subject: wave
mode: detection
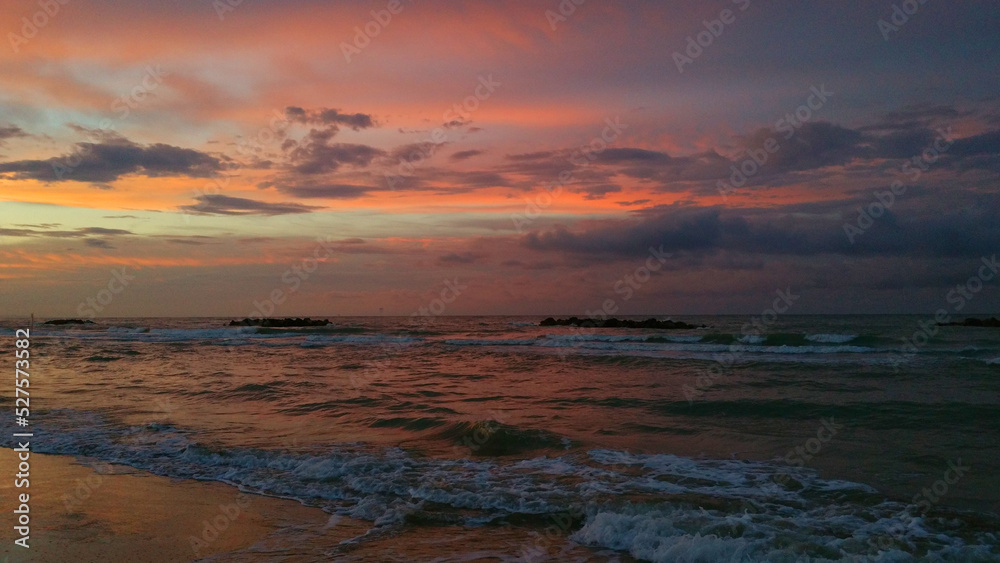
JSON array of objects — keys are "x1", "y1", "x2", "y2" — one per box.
[
  {"x1": 805, "y1": 333, "x2": 858, "y2": 344},
  {"x1": 84, "y1": 355, "x2": 121, "y2": 362},
  {"x1": 5, "y1": 411, "x2": 997, "y2": 561},
  {"x1": 433, "y1": 420, "x2": 570, "y2": 456},
  {"x1": 301, "y1": 334, "x2": 422, "y2": 347},
  {"x1": 447, "y1": 336, "x2": 876, "y2": 356}
]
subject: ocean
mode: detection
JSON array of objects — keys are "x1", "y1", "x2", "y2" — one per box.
[{"x1": 2, "y1": 315, "x2": 999, "y2": 561}]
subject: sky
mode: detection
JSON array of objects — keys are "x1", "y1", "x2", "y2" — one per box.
[{"x1": 1, "y1": 0, "x2": 999, "y2": 317}]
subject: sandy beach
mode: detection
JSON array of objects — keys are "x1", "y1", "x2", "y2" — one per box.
[
  {"x1": 0, "y1": 448, "x2": 635, "y2": 561},
  {"x1": 0, "y1": 449, "x2": 365, "y2": 562}
]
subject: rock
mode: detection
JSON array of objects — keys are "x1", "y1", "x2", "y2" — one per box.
[
  {"x1": 538, "y1": 317, "x2": 704, "y2": 330},
  {"x1": 937, "y1": 317, "x2": 1000, "y2": 328},
  {"x1": 227, "y1": 317, "x2": 331, "y2": 327},
  {"x1": 43, "y1": 319, "x2": 95, "y2": 325}
]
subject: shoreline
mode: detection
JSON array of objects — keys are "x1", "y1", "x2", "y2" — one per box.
[
  {"x1": 0, "y1": 449, "x2": 632, "y2": 561},
  {"x1": 0, "y1": 449, "x2": 363, "y2": 562}
]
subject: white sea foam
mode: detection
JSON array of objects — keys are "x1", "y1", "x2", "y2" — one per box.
[
  {"x1": 4, "y1": 411, "x2": 997, "y2": 561},
  {"x1": 805, "y1": 333, "x2": 858, "y2": 344}
]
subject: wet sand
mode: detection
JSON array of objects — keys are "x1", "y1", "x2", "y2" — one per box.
[
  {"x1": 0, "y1": 449, "x2": 358, "y2": 562},
  {"x1": 0, "y1": 450, "x2": 628, "y2": 561}
]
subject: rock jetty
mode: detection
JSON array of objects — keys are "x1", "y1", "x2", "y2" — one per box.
[{"x1": 43, "y1": 319, "x2": 95, "y2": 325}]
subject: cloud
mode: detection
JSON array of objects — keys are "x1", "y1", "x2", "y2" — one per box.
[
  {"x1": 573, "y1": 183, "x2": 622, "y2": 200},
  {"x1": 13, "y1": 223, "x2": 60, "y2": 229},
  {"x1": 83, "y1": 238, "x2": 115, "y2": 249},
  {"x1": 285, "y1": 127, "x2": 385, "y2": 175},
  {"x1": 179, "y1": 195, "x2": 323, "y2": 216},
  {"x1": 389, "y1": 142, "x2": 441, "y2": 163},
  {"x1": 740, "y1": 121, "x2": 866, "y2": 172},
  {"x1": 0, "y1": 125, "x2": 28, "y2": 146},
  {"x1": 275, "y1": 183, "x2": 373, "y2": 199},
  {"x1": 949, "y1": 129, "x2": 1000, "y2": 157},
  {"x1": 285, "y1": 107, "x2": 375, "y2": 130},
  {"x1": 871, "y1": 128, "x2": 938, "y2": 159},
  {"x1": 0, "y1": 134, "x2": 224, "y2": 183},
  {"x1": 438, "y1": 251, "x2": 485, "y2": 264},
  {"x1": 0, "y1": 226, "x2": 132, "y2": 238},
  {"x1": 861, "y1": 104, "x2": 967, "y2": 132},
  {"x1": 506, "y1": 151, "x2": 555, "y2": 161},
  {"x1": 522, "y1": 198, "x2": 1000, "y2": 260},
  {"x1": 595, "y1": 148, "x2": 670, "y2": 163},
  {"x1": 450, "y1": 149, "x2": 483, "y2": 161}
]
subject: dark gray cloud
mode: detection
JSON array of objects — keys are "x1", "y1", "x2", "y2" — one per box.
[
  {"x1": 522, "y1": 196, "x2": 1000, "y2": 260},
  {"x1": 739, "y1": 122, "x2": 866, "y2": 172},
  {"x1": 506, "y1": 151, "x2": 555, "y2": 161},
  {"x1": 0, "y1": 125, "x2": 28, "y2": 146},
  {"x1": 861, "y1": 105, "x2": 967, "y2": 133},
  {"x1": 595, "y1": 148, "x2": 670, "y2": 164},
  {"x1": 83, "y1": 238, "x2": 115, "y2": 249},
  {"x1": 573, "y1": 183, "x2": 622, "y2": 200},
  {"x1": 276, "y1": 184, "x2": 373, "y2": 199},
  {"x1": 949, "y1": 130, "x2": 1000, "y2": 157},
  {"x1": 286, "y1": 128, "x2": 385, "y2": 175},
  {"x1": 285, "y1": 107, "x2": 375, "y2": 130},
  {"x1": 0, "y1": 226, "x2": 132, "y2": 238},
  {"x1": 179, "y1": 194, "x2": 322, "y2": 216},
  {"x1": 450, "y1": 150, "x2": 483, "y2": 161},
  {"x1": 13, "y1": 223, "x2": 60, "y2": 228},
  {"x1": 438, "y1": 251, "x2": 485, "y2": 265},
  {"x1": 155, "y1": 235, "x2": 216, "y2": 245},
  {"x1": 0, "y1": 135, "x2": 224, "y2": 183},
  {"x1": 871, "y1": 128, "x2": 938, "y2": 159},
  {"x1": 389, "y1": 142, "x2": 441, "y2": 163}
]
